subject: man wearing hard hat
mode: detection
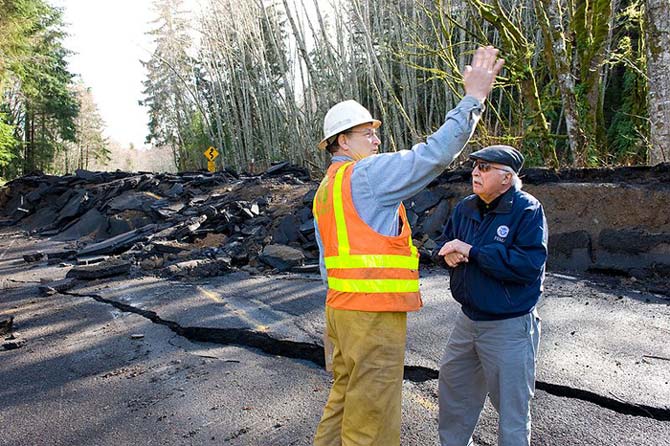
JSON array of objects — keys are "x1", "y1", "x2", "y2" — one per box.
[{"x1": 312, "y1": 46, "x2": 505, "y2": 446}]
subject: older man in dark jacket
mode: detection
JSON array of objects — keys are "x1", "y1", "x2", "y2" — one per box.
[{"x1": 435, "y1": 145, "x2": 548, "y2": 446}]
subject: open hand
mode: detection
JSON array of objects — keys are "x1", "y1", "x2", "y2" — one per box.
[{"x1": 463, "y1": 46, "x2": 505, "y2": 103}]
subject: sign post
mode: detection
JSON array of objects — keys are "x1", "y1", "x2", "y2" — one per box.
[{"x1": 203, "y1": 146, "x2": 220, "y2": 172}]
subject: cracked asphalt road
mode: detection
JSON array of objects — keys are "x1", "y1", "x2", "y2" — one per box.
[{"x1": 1, "y1": 229, "x2": 669, "y2": 445}]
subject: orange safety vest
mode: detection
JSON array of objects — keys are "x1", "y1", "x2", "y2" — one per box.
[{"x1": 313, "y1": 161, "x2": 423, "y2": 312}]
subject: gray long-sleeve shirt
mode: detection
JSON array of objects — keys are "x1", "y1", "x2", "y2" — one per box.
[{"x1": 315, "y1": 95, "x2": 484, "y2": 283}]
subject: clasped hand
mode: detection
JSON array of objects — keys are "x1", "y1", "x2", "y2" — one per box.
[{"x1": 438, "y1": 239, "x2": 472, "y2": 267}]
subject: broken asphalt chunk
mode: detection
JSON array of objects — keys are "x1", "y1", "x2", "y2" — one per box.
[
  {"x1": 290, "y1": 263, "x2": 319, "y2": 273},
  {"x1": 56, "y1": 190, "x2": 89, "y2": 225},
  {"x1": 0, "y1": 317, "x2": 14, "y2": 336},
  {"x1": 164, "y1": 183, "x2": 184, "y2": 197},
  {"x1": 151, "y1": 240, "x2": 192, "y2": 254},
  {"x1": 55, "y1": 208, "x2": 108, "y2": 241},
  {"x1": 264, "y1": 161, "x2": 290, "y2": 175},
  {"x1": 259, "y1": 244, "x2": 305, "y2": 272},
  {"x1": 406, "y1": 189, "x2": 441, "y2": 214},
  {"x1": 299, "y1": 219, "x2": 315, "y2": 235},
  {"x1": 107, "y1": 191, "x2": 163, "y2": 212},
  {"x1": 76, "y1": 255, "x2": 108, "y2": 265},
  {"x1": 38, "y1": 278, "x2": 77, "y2": 295},
  {"x1": 23, "y1": 252, "x2": 45, "y2": 263},
  {"x1": 66, "y1": 259, "x2": 131, "y2": 280},
  {"x1": 417, "y1": 199, "x2": 451, "y2": 238},
  {"x1": 2, "y1": 337, "x2": 26, "y2": 351},
  {"x1": 272, "y1": 215, "x2": 301, "y2": 244},
  {"x1": 302, "y1": 189, "x2": 316, "y2": 204},
  {"x1": 77, "y1": 224, "x2": 156, "y2": 256},
  {"x1": 45, "y1": 249, "x2": 77, "y2": 263},
  {"x1": 165, "y1": 258, "x2": 232, "y2": 277}
]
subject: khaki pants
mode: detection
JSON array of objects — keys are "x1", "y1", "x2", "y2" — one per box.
[{"x1": 314, "y1": 306, "x2": 407, "y2": 446}]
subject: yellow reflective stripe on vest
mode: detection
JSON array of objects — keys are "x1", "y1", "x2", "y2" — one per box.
[
  {"x1": 327, "y1": 277, "x2": 420, "y2": 293},
  {"x1": 325, "y1": 254, "x2": 418, "y2": 269},
  {"x1": 332, "y1": 163, "x2": 353, "y2": 256},
  {"x1": 409, "y1": 235, "x2": 418, "y2": 257}
]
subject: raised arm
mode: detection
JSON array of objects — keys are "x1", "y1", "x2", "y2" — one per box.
[{"x1": 357, "y1": 46, "x2": 505, "y2": 205}]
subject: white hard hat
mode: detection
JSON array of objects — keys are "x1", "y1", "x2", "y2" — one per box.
[{"x1": 318, "y1": 100, "x2": 381, "y2": 150}]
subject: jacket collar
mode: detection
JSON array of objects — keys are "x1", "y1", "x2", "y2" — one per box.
[
  {"x1": 463, "y1": 186, "x2": 516, "y2": 221},
  {"x1": 332, "y1": 155, "x2": 355, "y2": 163}
]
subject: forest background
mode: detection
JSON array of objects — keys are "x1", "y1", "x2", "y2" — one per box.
[{"x1": 1, "y1": 0, "x2": 668, "y2": 182}]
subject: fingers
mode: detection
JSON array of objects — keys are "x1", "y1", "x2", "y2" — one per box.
[
  {"x1": 471, "y1": 46, "x2": 498, "y2": 70},
  {"x1": 492, "y1": 57, "x2": 505, "y2": 75},
  {"x1": 463, "y1": 45, "x2": 504, "y2": 102},
  {"x1": 438, "y1": 240, "x2": 456, "y2": 255},
  {"x1": 471, "y1": 48, "x2": 483, "y2": 68},
  {"x1": 444, "y1": 252, "x2": 468, "y2": 267},
  {"x1": 439, "y1": 240, "x2": 461, "y2": 256},
  {"x1": 485, "y1": 47, "x2": 500, "y2": 72},
  {"x1": 438, "y1": 244, "x2": 453, "y2": 256},
  {"x1": 439, "y1": 241, "x2": 461, "y2": 256}
]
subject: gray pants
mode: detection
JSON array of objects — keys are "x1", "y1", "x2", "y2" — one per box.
[{"x1": 438, "y1": 310, "x2": 541, "y2": 446}]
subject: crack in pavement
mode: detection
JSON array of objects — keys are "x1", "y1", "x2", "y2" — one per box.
[
  {"x1": 535, "y1": 382, "x2": 670, "y2": 421},
  {"x1": 66, "y1": 289, "x2": 670, "y2": 422}
]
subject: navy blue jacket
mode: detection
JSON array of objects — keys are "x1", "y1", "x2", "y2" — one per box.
[{"x1": 436, "y1": 186, "x2": 548, "y2": 321}]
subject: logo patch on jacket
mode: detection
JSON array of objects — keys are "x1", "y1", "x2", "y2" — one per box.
[{"x1": 494, "y1": 225, "x2": 509, "y2": 242}]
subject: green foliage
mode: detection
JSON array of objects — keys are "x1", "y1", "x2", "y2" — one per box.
[
  {"x1": 21, "y1": 6, "x2": 79, "y2": 140},
  {"x1": 0, "y1": 116, "x2": 17, "y2": 167},
  {"x1": 594, "y1": 0, "x2": 647, "y2": 165},
  {"x1": 404, "y1": 0, "x2": 650, "y2": 167},
  {"x1": 0, "y1": 0, "x2": 79, "y2": 178},
  {"x1": 605, "y1": 50, "x2": 648, "y2": 164},
  {"x1": 0, "y1": 0, "x2": 51, "y2": 82},
  {"x1": 179, "y1": 111, "x2": 211, "y2": 170}
]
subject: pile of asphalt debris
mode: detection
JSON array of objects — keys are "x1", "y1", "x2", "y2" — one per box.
[
  {"x1": 4, "y1": 161, "x2": 670, "y2": 292},
  {"x1": 1, "y1": 162, "x2": 463, "y2": 283}
]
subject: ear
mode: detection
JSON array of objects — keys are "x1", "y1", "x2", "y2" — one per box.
[{"x1": 337, "y1": 133, "x2": 350, "y2": 150}]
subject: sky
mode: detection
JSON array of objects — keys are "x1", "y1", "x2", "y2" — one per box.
[{"x1": 52, "y1": 0, "x2": 171, "y2": 149}]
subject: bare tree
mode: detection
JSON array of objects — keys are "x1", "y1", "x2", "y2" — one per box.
[
  {"x1": 535, "y1": 0, "x2": 586, "y2": 166},
  {"x1": 136, "y1": 0, "x2": 658, "y2": 173},
  {"x1": 645, "y1": 0, "x2": 670, "y2": 164}
]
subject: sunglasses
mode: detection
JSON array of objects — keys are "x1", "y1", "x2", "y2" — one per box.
[{"x1": 471, "y1": 160, "x2": 510, "y2": 173}]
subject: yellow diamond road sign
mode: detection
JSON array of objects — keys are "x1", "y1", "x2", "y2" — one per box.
[{"x1": 204, "y1": 146, "x2": 219, "y2": 161}]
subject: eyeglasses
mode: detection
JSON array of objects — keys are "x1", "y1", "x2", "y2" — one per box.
[
  {"x1": 472, "y1": 160, "x2": 510, "y2": 173},
  {"x1": 347, "y1": 129, "x2": 380, "y2": 140}
]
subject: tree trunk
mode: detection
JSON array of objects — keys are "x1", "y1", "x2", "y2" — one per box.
[
  {"x1": 23, "y1": 108, "x2": 35, "y2": 174},
  {"x1": 645, "y1": 0, "x2": 670, "y2": 164},
  {"x1": 536, "y1": 0, "x2": 587, "y2": 165}
]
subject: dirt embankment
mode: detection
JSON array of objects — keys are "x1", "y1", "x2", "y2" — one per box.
[{"x1": 431, "y1": 164, "x2": 670, "y2": 279}]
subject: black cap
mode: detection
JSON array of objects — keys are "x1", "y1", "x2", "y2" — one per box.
[{"x1": 469, "y1": 145, "x2": 524, "y2": 173}]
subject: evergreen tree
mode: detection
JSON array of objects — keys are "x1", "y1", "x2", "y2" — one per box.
[
  {"x1": 141, "y1": 0, "x2": 200, "y2": 170},
  {"x1": 0, "y1": 0, "x2": 78, "y2": 178},
  {"x1": 54, "y1": 82, "x2": 110, "y2": 173}
]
